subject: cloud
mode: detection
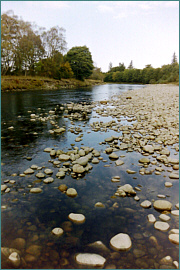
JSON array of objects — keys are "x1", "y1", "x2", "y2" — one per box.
[
  {"x1": 26, "y1": 1, "x2": 70, "y2": 10},
  {"x1": 96, "y1": 1, "x2": 178, "y2": 19},
  {"x1": 97, "y1": 4, "x2": 114, "y2": 13}
]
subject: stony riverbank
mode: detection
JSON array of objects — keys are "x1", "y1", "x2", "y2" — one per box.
[
  {"x1": 1, "y1": 84, "x2": 179, "y2": 269},
  {"x1": 1, "y1": 76, "x2": 105, "y2": 91}
]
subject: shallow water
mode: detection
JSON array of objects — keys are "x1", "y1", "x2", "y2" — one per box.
[{"x1": 1, "y1": 84, "x2": 179, "y2": 269}]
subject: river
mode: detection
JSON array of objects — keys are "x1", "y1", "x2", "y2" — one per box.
[{"x1": 1, "y1": 84, "x2": 179, "y2": 269}]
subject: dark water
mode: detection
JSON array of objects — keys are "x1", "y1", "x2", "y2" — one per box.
[{"x1": 1, "y1": 84, "x2": 179, "y2": 269}]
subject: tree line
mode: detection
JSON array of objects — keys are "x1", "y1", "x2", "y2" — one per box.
[
  {"x1": 1, "y1": 11, "x2": 178, "y2": 84},
  {"x1": 1, "y1": 11, "x2": 94, "y2": 80},
  {"x1": 104, "y1": 54, "x2": 179, "y2": 84}
]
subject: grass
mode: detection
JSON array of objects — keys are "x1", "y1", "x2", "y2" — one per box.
[{"x1": 1, "y1": 75, "x2": 104, "y2": 91}]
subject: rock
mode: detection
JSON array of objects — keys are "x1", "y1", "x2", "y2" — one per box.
[
  {"x1": 139, "y1": 157, "x2": 150, "y2": 164},
  {"x1": 11, "y1": 238, "x2": 26, "y2": 250},
  {"x1": 1, "y1": 184, "x2": 7, "y2": 191},
  {"x1": 115, "y1": 160, "x2": 124, "y2": 166},
  {"x1": 171, "y1": 210, "x2": 179, "y2": 216},
  {"x1": 59, "y1": 154, "x2": 70, "y2": 161},
  {"x1": 54, "y1": 127, "x2": 65, "y2": 133},
  {"x1": 66, "y1": 188, "x2": 77, "y2": 197},
  {"x1": 75, "y1": 156, "x2": 89, "y2": 166},
  {"x1": 75, "y1": 253, "x2": 106, "y2": 268},
  {"x1": 87, "y1": 241, "x2": 110, "y2": 256},
  {"x1": 56, "y1": 171, "x2": 65, "y2": 178},
  {"x1": 105, "y1": 147, "x2": 113, "y2": 154},
  {"x1": 24, "y1": 168, "x2": 34, "y2": 174},
  {"x1": 173, "y1": 164, "x2": 179, "y2": 170},
  {"x1": 160, "y1": 148, "x2": 170, "y2": 156},
  {"x1": 8, "y1": 252, "x2": 21, "y2": 268},
  {"x1": 153, "y1": 200, "x2": 172, "y2": 211},
  {"x1": 44, "y1": 169, "x2": 53, "y2": 175},
  {"x1": 68, "y1": 213, "x2": 85, "y2": 224},
  {"x1": 133, "y1": 248, "x2": 146, "y2": 258},
  {"x1": 26, "y1": 245, "x2": 42, "y2": 257},
  {"x1": 52, "y1": 228, "x2": 64, "y2": 236},
  {"x1": 147, "y1": 214, "x2": 156, "y2": 223},
  {"x1": 143, "y1": 145, "x2": 154, "y2": 153},
  {"x1": 140, "y1": 200, "x2": 151, "y2": 208},
  {"x1": 50, "y1": 150, "x2": 56, "y2": 156},
  {"x1": 175, "y1": 203, "x2": 179, "y2": 209},
  {"x1": 169, "y1": 173, "x2": 179, "y2": 179},
  {"x1": 58, "y1": 184, "x2": 67, "y2": 192},
  {"x1": 154, "y1": 221, "x2": 170, "y2": 231},
  {"x1": 160, "y1": 256, "x2": 173, "y2": 265},
  {"x1": 167, "y1": 158, "x2": 179, "y2": 164},
  {"x1": 30, "y1": 188, "x2": 42, "y2": 193},
  {"x1": 44, "y1": 147, "x2": 52, "y2": 152},
  {"x1": 126, "y1": 169, "x2": 136, "y2": 174},
  {"x1": 109, "y1": 153, "x2": 119, "y2": 159},
  {"x1": 110, "y1": 233, "x2": 132, "y2": 251},
  {"x1": 30, "y1": 164, "x2": 39, "y2": 170},
  {"x1": 43, "y1": 177, "x2": 54, "y2": 184},
  {"x1": 91, "y1": 158, "x2": 99, "y2": 164},
  {"x1": 168, "y1": 234, "x2": 179, "y2": 245},
  {"x1": 159, "y1": 214, "x2": 170, "y2": 222},
  {"x1": 24, "y1": 254, "x2": 37, "y2": 262},
  {"x1": 165, "y1": 182, "x2": 173, "y2": 187},
  {"x1": 73, "y1": 164, "x2": 85, "y2": 174},
  {"x1": 105, "y1": 136, "x2": 114, "y2": 142},
  {"x1": 95, "y1": 202, "x2": 105, "y2": 208},
  {"x1": 118, "y1": 184, "x2": 136, "y2": 195},
  {"x1": 35, "y1": 172, "x2": 45, "y2": 178},
  {"x1": 169, "y1": 229, "x2": 179, "y2": 234}
]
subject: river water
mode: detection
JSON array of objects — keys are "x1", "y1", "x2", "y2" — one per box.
[{"x1": 1, "y1": 84, "x2": 179, "y2": 269}]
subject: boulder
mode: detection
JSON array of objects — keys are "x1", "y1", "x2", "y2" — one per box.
[{"x1": 153, "y1": 200, "x2": 172, "y2": 211}]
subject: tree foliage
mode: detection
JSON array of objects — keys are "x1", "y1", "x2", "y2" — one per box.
[
  {"x1": 66, "y1": 46, "x2": 94, "y2": 80},
  {"x1": 104, "y1": 55, "x2": 179, "y2": 84}
]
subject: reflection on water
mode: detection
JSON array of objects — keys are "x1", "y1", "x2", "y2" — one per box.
[{"x1": 1, "y1": 84, "x2": 179, "y2": 269}]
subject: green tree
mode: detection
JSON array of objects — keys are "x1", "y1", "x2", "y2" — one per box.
[
  {"x1": 172, "y1": 52, "x2": 177, "y2": 64},
  {"x1": 128, "y1": 60, "x2": 134, "y2": 69},
  {"x1": 66, "y1": 46, "x2": 94, "y2": 80},
  {"x1": 1, "y1": 11, "x2": 20, "y2": 74}
]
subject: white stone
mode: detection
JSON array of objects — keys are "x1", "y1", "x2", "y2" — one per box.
[
  {"x1": 165, "y1": 182, "x2": 173, "y2": 187},
  {"x1": 91, "y1": 158, "x2": 99, "y2": 164},
  {"x1": 154, "y1": 221, "x2": 170, "y2": 231},
  {"x1": 1, "y1": 184, "x2": 8, "y2": 191},
  {"x1": 115, "y1": 160, "x2": 124, "y2": 166},
  {"x1": 171, "y1": 210, "x2": 179, "y2": 216},
  {"x1": 73, "y1": 164, "x2": 85, "y2": 174},
  {"x1": 66, "y1": 188, "x2": 77, "y2": 197},
  {"x1": 95, "y1": 202, "x2": 105, "y2": 208},
  {"x1": 58, "y1": 154, "x2": 70, "y2": 161},
  {"x1": 24, "y1": 168, "x2": 34, "y2": 174},
  {"x1": 56, "y1": 171, "x2": 65, "y2": 178},
  {"x1": 8, "y1": 252, "x2": 21, "y2": 268},
  {"x1": 140, "y1": 200, "x2": 151, "y2": 208},
  {"x1": 110, "y1": 233, "x2": 132, "y2": 251},
  {"x1": 169, "y1": 173, "x2": 179, "y2": 179},
  {"x1": 147, "y1": 214, "x2": 156, "y2": 223},
  {"x1": 43, "y1": 177, "x2": 54, "y2": 184},
  {"x1": 75, "y1": 156, "x2": 89, "y2": 166},
  {"x1": 109, "y1": 153, "x2": 119, "y2": 159},
  {"x1": 168, "y1": 234, "x2": 179, "y2": 245},
  {"x1": 52, "y1": 227, "x2": 64, "y2": 236},
  {"x1": 159, "y1": 214, "x2": 170, "y2": 222},
  {"x1": 153, "y1": 200, "x2": 172, "y2": 211},
  {"x1": 44, "y1": 169, "x2": 53, "y2": 175},
  {"x1": 30, "y1": 188, "x2": 42, "y2": 193},
  {"x1": 75, "y1": 253, "x2": 106, "y2": 267},
  {"x1": 68, "y1": 213, "x2": 85, "y2": 224}
]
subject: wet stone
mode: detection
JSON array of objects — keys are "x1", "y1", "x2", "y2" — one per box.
[
  {"x1": 154, "y1": 221, "x2": 170, "y2": 231},
  {"x1": 30, "y1": 188, "x2": 42, "y2": 193},
  {"x1": 110, "y1": 233, "x2": 132, "y2": 251},
  {"x1": 140, "y1": 200, "x2": 151, "y2": 208},
  {"x1": 75, "y1": 253, "x2": 106, "y2": 268}
]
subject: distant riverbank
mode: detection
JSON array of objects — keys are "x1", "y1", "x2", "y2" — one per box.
[{"x1": 1, "y1": 76, "x2": 105, "y2": 92}]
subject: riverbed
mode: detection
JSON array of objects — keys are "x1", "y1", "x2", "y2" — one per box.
[{"x1": 1, "y1": 84, "x2": 179, "y2": 269}]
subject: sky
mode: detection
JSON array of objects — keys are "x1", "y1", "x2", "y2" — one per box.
[{"x1": 1, "y1": 1, "x2": 179, "y2": 72}]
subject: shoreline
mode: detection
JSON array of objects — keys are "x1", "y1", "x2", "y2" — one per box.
[{"x1": 1, "y1": 76, "x2": 105, "y2": 92}]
